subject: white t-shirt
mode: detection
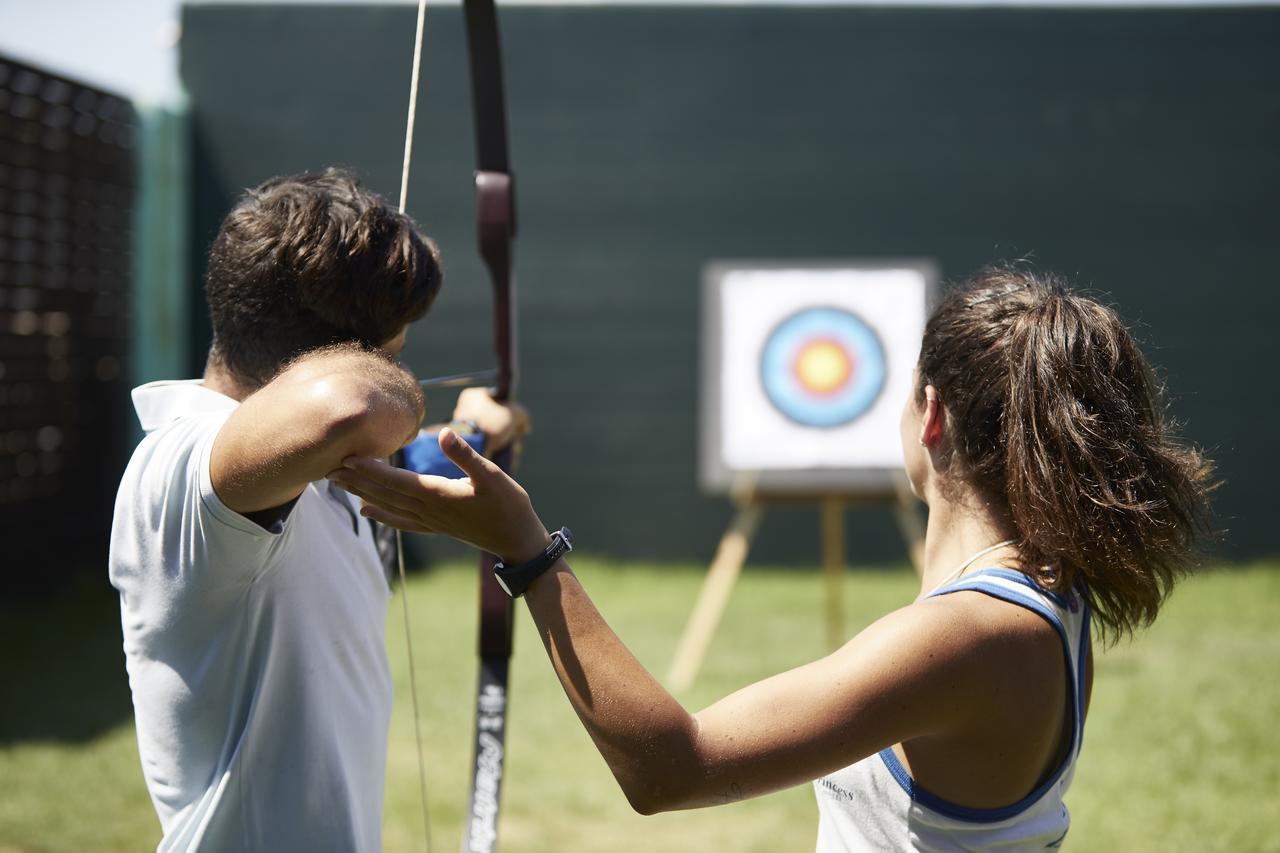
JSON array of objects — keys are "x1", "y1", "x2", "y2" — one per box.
[{"x1": 109, "y1": 380, "x2": 394, "y2": 852}]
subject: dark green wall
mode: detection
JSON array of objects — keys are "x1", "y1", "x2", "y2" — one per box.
[{"x1": 181, "y1": 4, "x2": 1278, "y2": 565}]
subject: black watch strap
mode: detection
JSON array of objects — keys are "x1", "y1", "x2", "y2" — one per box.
[{"x1": 493, "y1": 527, "x2": 573, "y2": 598}]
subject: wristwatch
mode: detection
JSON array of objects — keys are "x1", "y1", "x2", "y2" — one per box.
[{"x1": 493, "y1": 527, "x2": 573, "y2": 598}]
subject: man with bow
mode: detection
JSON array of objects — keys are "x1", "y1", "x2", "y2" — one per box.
[{"x1": 108, "y1": 168, "x2": 526, "y2": 852}]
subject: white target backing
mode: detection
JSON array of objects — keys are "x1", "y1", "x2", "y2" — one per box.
[{"x1": 701, "y1": 261, "x2": 935, "y2": 496}]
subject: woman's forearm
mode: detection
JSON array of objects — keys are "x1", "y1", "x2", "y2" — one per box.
[{"x1": 522, "y1": 562, "x2": 703, "y2": 814}]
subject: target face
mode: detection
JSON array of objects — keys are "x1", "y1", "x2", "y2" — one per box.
[
  {"x1": 760, "y1": 307, "x2": 886, "y2": 428},
  {"x1": 701, "y1": 261, "x2": 934, "y2": 495}
]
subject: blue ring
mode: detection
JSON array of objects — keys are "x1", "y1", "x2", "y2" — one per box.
[{"x1": 759, "y1": 306, "x2": 887, "y2": 429}]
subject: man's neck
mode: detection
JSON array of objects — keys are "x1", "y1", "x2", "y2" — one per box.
[{"x1": 202, "y1": 363, "x2": 255, "y2": 402}]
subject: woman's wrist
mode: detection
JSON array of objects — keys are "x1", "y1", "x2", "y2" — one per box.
[
  {"x1": 505, "y1": 527, "x2": 553, "y2": 566},
  {"x1": 525, "y1": 559, "x2": 573, "y2": 598}
]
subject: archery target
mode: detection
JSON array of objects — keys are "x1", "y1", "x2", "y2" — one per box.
[
  {"x1": 701, "y1": 263, "x2": 933, "y2": 494},
  {"x1": 760, "y1": 307, "x2": 886, "y2": 429}
]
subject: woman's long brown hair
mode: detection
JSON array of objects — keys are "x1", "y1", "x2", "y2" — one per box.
[{"x1": 918, "y1": 265, "x2": 1215, "y2": 643}]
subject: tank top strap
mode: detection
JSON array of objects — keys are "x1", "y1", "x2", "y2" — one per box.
[{"x1": 928, "y1": 567, "x2": 1092, "y2": 760}]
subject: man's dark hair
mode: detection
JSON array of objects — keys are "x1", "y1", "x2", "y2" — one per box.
[{"x1": 205, "y1": 168, "x2": 443, "y2": 387}]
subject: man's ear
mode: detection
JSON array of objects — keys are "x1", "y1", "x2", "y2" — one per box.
[{"x1": 918, "y1": 385, "x2": 945, "y2": 449}]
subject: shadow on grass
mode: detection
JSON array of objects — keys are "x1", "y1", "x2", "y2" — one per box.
[{"x1": 0, "y1": 575, "x2": 134, "y2": 744}]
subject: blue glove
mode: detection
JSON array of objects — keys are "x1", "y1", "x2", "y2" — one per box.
[{"x1": 401, "y1": 429, "x2": 487, "y2": 479}]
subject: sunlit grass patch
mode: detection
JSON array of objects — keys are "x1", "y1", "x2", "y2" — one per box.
[{"x1": 0, "y1": 561, "x2": 1275, "y2": 852}]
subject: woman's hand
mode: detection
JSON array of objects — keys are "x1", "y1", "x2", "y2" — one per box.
[{"x1": 328, "y1": 427, "x2": 550, "y2": 564}]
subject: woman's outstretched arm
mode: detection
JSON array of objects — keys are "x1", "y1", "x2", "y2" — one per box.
[
  {"x1": 328, "y1": 430, "x2": 998, "y2": 814},
  {"x1": 520, "y1": 562, "x2": 989, "y2": 813}
]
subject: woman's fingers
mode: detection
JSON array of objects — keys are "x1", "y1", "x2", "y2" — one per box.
[
  {"x1": 339, "y1": 456, "x2": 427, "y2": 492},
  {"x1": 332, "y1": 475, "x2": 420, "y2": 519},
  {"x1": 338, "y1": 456, "x2": 472, "y2": 499},
  {"x1": 438, "y1": 427, "x2": 497, "y2": 480},
  {"x1": 334, "y1": 437, "x2": 538, "y2": 560},
  {"x1": 359, "y1": 502, "x2": 434, "y2": 534}
]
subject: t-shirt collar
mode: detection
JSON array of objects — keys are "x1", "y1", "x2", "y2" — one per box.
[{"x1": 132, "y1": 380, "x2": 239, "y2": 434}]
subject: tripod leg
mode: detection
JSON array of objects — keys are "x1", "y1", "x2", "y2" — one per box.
[
  {"x1": 822, "y1": 498, "x2": 845, "y2": 651},
  {"x1": 667, "y1": 502, "x2": 763, "y2": 692}
]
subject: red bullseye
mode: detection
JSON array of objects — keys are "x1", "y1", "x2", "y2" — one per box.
[{"x1": 792, "y1": 338, "x2": 856, "y2": 397}]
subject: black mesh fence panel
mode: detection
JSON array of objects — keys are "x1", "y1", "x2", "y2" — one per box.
[{"x1": 0, "y1": 57, "x2": 135, "y2": 591}]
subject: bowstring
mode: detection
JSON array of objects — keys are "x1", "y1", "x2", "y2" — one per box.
[
  {"x1": 396, "y1": 528, "x2": 433, "y2": 853},
  {"x1": 397, "y1": 1, "x2": 434, "y2": 851},
  {"x1": 399, "y1": 0, "x2": 429, "y2": 219}
]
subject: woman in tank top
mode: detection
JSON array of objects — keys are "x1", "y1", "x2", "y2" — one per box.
[{"x1": 332, "y1": 265, "x2": 1215, "y2": 851}]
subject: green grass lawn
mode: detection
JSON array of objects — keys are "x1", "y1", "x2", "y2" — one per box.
[{"x1": 1, "y1": 560, "x2": 1278, "y2": 852}]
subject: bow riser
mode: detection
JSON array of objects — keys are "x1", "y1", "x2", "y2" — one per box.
[{"x1": 475, "y1": 171, "x2": 516, "y2": 404}]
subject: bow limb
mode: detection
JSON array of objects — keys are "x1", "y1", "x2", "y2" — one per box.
[{"x1": 461, "y1": 1, "x2": 519, "y2": 851}]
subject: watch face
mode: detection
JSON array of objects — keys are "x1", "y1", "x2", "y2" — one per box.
[{"x1": 495, "y1": 573, "x2": 516, "y2": 597}]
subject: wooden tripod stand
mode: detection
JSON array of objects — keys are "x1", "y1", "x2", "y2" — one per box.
[{"x1": 666, "y1": 475, "x2": 925, "y2": 692}]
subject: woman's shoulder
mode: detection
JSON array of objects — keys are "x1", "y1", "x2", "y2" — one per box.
[
  {"x1": 910, "y1": 582, "x2": 1068, "y2": 717},
  {"x1": 848, "y1": 585, "x2": 1062, "y2": 702}
]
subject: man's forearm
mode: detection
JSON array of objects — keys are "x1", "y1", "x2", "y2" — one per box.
[{"x1": 212, "y1": 345, "x2": 424, "y2": 513}]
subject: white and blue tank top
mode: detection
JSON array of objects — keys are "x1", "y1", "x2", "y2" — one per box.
[{"x1": 814, "y1": 568, "x2": 1091, "y2": 852}]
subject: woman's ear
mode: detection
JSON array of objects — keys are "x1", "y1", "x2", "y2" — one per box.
[{"x1": 918, "y1": 385, "x2": 944, "y2": 449}]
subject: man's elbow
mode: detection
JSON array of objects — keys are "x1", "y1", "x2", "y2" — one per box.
[
  {"x1": 279, "y1": 349, "x2": 423, "y2": 443},
  {"x1": 308, "y1": 376, "x2": 418, "y2": 458}
]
